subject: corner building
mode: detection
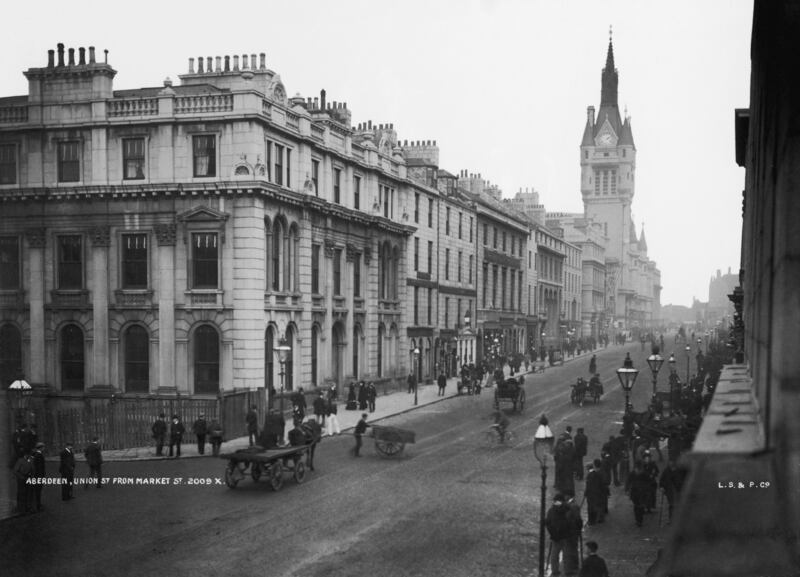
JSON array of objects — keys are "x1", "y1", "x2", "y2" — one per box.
[{"x1": 0, "y1": 46, "x2": 417, "y2": 398}]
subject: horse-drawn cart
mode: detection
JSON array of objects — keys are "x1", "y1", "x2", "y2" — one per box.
[
  {"x1": 494, "y1": 377, "x2": 526, "y2": 412},
  {"x1": 221, "y1": 444, "x2": 314, "y2": 491},
  {"x1": 371, "y1": 424, "x2": 416, "y2": 457}
]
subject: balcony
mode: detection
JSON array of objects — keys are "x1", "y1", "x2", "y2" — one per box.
[
  {"x1": 50, "y1": 290, "x2": 90, "y2": 309},
  {"x1": 184, "y1": 289, "x2": 223, "y2": 310},
  {"x1": 114, "y1": 289, "x2": 154, "y2": 308},
  {"x1": 0, "y1": 290, "x2": 24, "y2": 309},
  {"x1": 353, "y1": 297, "x2": 365, "y2": 311}
]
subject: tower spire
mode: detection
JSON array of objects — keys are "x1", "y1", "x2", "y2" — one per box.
[{"x1": 601, "y1": 26, "x2": 618, "y2": 108}]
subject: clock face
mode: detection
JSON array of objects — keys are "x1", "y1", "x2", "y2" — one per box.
[{"x1": 598, "y1": 133, "x2": 614, "y2": 146}]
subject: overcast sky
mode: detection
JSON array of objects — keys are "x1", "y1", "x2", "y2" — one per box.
[{"x1": 1, "y1": 0, "x2": 753, "y2": 308}]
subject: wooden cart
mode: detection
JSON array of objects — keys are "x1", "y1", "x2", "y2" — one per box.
[
  {"x1": 494, "y1": 377, "x2": 526, "y2": 412},
  {"x1": 371, "y1": 425, "x2": 416, "y2": 457},
  {"x1": 220, "y1": 445, "x2": 313, "y2": 491}
]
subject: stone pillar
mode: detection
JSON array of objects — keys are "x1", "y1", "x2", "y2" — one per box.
[
  {"x1": 25, "y1": 229, "x2": 47, "y2": 386},
  {"x1": 154, "y1": 223, "x2": 176, "y2": 392},
  {"x1": 89, "y1": 226, "x2": 110, "y2": 389}
]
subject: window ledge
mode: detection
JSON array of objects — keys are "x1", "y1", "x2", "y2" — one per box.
[{"x1": 185, "y1": 289, "x2": 223, "y2": 309}]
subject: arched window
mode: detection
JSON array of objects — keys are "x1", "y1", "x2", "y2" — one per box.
[
  {"x1": 61, "y1": 324, "x2": 84, "y2": 391},
  {"x1": 194, "y1": 325, "x2": 219, "y2": 394},
  {"x1": 271, "y1": 219, "x2": 283, "y2": 291},
  {"x1": 288, "y1": 224, "x2": 300, "y2": 292},
  {"x1": 264, "y1": 218, "x2": 273, "y2": 291},
  {"x1": 311, "y1": 325, "x2": 319, "y2": 387},
  {"x1": 379, "y1": 241, "x2": 391, "y2": 300},
  {"x1": 0, "y1": 324, "x2": 22, "y2": 386},
  {"x1": 124, "y1": 325, "x2": 149, "y2": 393}
]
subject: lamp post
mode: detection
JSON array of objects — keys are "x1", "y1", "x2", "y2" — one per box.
[
  {"x1": 668, "y1": 353, "x2": 677, "y2": 415},
  {"x1": 464, "y1": 310, "x2": 472, "y2": 364},
  {"x1": 9, "y1": 377, "x2": 33, "y2": 427},
  {"x1": 616, "y1": 364, "x2": 639, "y2": 482},
  {"x1": 685, "y1": 344, "x2": 691, "y2": 385},
  {"x1": 533, "y1": 415, "x2": 555, "y2": 577},
  {"x1": 646, "y1": 347, "x2": 664, "y2": 408},
  {"x1": 273, "y1": 337, "x2": 291, "y2": 413},
  {"x1": 413, "y1": 347, "x2": 420, "y2": 406}
]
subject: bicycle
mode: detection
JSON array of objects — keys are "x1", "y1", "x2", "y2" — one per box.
[{"x1": 484, "y1": 424, "x2": 516, "y2": 446}]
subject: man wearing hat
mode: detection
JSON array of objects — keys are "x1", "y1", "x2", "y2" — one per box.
[
  {"x1": 545, "y1": 493, "x2": 582, "y2": 576},
  {"x1": 84, "y1": 437, "x2": 103, "y2": 489},
  {"x1": 152, "y1": 413, "x2": 167, "y2": 457},
  {"x1": 192, "y1": 413, "x2": 208, "y2": 455},
  {"x1": 32, "y1": 442, "x2": 46, "y2": 511},
  {"x1": 59, "y1": 441, "x2": 76, "y2": 500},
  {"x1": 169, "y1": 415, "x2": 185, "y2": 458}
]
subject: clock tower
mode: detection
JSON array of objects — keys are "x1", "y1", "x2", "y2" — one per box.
[{"x1": 580, "y1": 35, "x2": 636, "y2": 265}]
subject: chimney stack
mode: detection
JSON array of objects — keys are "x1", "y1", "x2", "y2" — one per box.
[
  {"x1": 197, "y1": 56, "x2": 204, "y2": 73},
  {"x1": 78, "y1": 47, "x2": 86, "y2": 65},
  {"x1": 242, "y1": 54, "x2": 249, "y2": 69},
  {"x1": 89, "y1": 46, "x2": 96, "y2": 64},
  {"x1": 68, "y1": 47, "x2": 75, "y2": 66},
  {"x1": 215, "y1": 56, "x2": 221, "y2": 72},
  {"x1": 189, "y1": 57, "x2": 195, "y2": 73},
  {"x1": 57, "y1": 43, "x2": 65, "y2": 67},
  {"x1": 233, "y1": 55, "x2": 239, "y2": 70},
  {"x1": 260, "y1": 53, "x2": 266, "y2": 69},
  {"x1": 47, "y1": 49, "x2": 55, "y2": 68},
  {"x1": 224, "y1": 56, "x2": 230, "y2": 71}
]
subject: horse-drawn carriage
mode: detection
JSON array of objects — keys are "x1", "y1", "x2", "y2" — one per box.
[
  {"x1": 570, "y1": 377, "x2": 603, "y2": 406},
  {"x1": 370, "y1": 425, "x2": 416, "y2": 457},
  {"x1": 494, "y1": 377, "x2": 526, "y2": 412},
  {"x1": 220, "y1": 421, "x2": 321, "y2": 491}
]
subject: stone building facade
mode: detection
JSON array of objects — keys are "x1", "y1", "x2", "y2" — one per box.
[{"x1": 0, "y1": 45, "x2": 421, "y2": 398}]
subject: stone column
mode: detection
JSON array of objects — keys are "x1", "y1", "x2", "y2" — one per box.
[
  {"x1": 89, "y1": 226, "x2": 110, "y2": 388},
  {"x1": 155, "y1": 223, "x2": 177, "y2": 392},
  {"x1": 25, "y1": 229, "x2": 47, "y2": 386}
]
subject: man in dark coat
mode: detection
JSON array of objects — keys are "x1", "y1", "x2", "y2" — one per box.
[
  {"x1": 84, "y1": 437, "x2": 103, "y2": 488},
  {"x1": 554, "y1": 432, "x2": 576, "y2": 496},
  {"x1": 192, "y1": 413, "x2": 208, "y2": 455},
  {"x1": 585, "y1": 459, "x2": 610, "y2": 525},
  {"x1": 13, "y1": 451, "x2": 34, "y2": 514},
  {"x1": 246, "y1": 405, "x2": 259, "y2": 446},
  {"x1": 313, "y1": 392, "x2": 327, "y2": 425},
  {"x1": 262, "y1": 408, "x2": 286, "y2": 447},
  {"x1": 641, "y1": 451, "x2": 660, "y2": 512},
  {"x1": 601, "y1": 435, "x2": 622, "y2": 486},
  {"x1": 152, "y1": 413, "x2": 167, "y2": 456},
  {"x1": 353, "y1": 413, "x2": 369, "y2": 457},
  {"x1": 545, "y1": 493, "x2": 582, "y2": 577},
  {"x1": 169, "y1": 415, "x2": 185, "y2": 457},
  {"x1": 59, "y1": 441, "x2": 76, "y2": 501},
  {"x1": 659, "y1": 460, "x2": 686, "y2": 521},
  {"x1": 627, "y1": 462, "x2": 650, "y2": 527},
  {"x1": 579, "y1": 541, "x2": 610, "y2": 577},
  {"x1": 366, "y1": 382, "x2": 377, "y2": 412},
  {"x1": 32, "y1": 442, "x2": 46, "y2": 511},
  {"x1": 407, "y1": 373, "x2": 416, "y2": 394},
  {"x1": 573, "y1": 428, "x2": 588, "y2": 481},
  {"x1": 357, "y1": 381, "x2": 368, "y2": 411}
]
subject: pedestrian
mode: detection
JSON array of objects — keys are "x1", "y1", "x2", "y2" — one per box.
[
  {"x1": 554, "y1": 431, "x2": 576, "y2": 496},
  {"x1": 209, "y1": 419, "x2": 223, "y2": 456},
  {"x1": 623, "y1": 352, "x2": 633, "y2": 369},
  {"x1": 407, "y1": 372, "x2": 416, "y2": 394},
  {"x1": 367, "y1": 381, "x2": 377, "y2": 412},
  {"x1": 292, "y1": 402, "x2": 305, "y2": 428},
  {"x1": 353, "y1": 413, "x2": 369, "y2": 457},
  {"x1": 585, "y1": 459, "x2": 609, "y2": 525},
  {"x1": 291, "y1": 387, "x2": 307, "y2": 415},
  {"x1": 588, "y1": 354, "x2": 597, "y2": 375},
  {"x1": 169, "y1": 415, "x2": 185, "y2": 458},
  {"x1": 13, "y1": 450, "x2": 34, "y2": 514},
  {"x1": 84, "y1": 437, "x2": 103, "y2": 488},
  {"x1": 626, "y1": 461, "x2": 649, "y2": 527},
  {"x1": 246, "y1": 405, "x2": 259, "y2": 446},
  {"x1": 152, "y1": 413, "x2": 167, "y2": 456},
  {"x1": 579, "y1": 541, "x2": 610, "y2": 577},
  {"x1": 59, "y1": 441, "x2": 76, "y2": 501},
  {"x1": 573, "y1": 427, "x2": 588, "y2": 481},
  {"x1": 192, "y1": 413, "x2": 208, "y2": 455},
  {"x1": 346, "y1": 382, "x2": 358, "y2": 410},
  {"x1": 545, "y1": 493, "x2": 582, "y2": 577},
  {"x1": 642, "y1": 450, "x2": 660, "y2": 512},
  {"x1": 357, "y1": 381, "x2": 368, "y2": 411},
  {"x1": 32, "y1": 442, "x2": 46, "y2": 511},
  {"x1": 565, "y1": 491, "x2": 584, "y2": 573},
  {"x1": 325, "y1": 397, "x2": 341, "y2": 437},
  {"x1": 659, "y1": 460, "x2": 686, "y2": 522},
  {"x1": 262, "y1": 407, "x2": 286, "y2": 447},
  {"x1": 313, "y1": 392, "x2": 327, "y2": 425}
]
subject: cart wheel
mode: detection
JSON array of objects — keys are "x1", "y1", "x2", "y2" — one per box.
[
  {"x1": 293, "y1": 460, "x2": 307, "y2": 484},
  {"x1": 518, "y1": 389, "x2": 526, "y2": 412},
  {"x1": 251, "y1": 462, "x2": 262, "y2": 482},
  {"x1": 268, "y1": 461, "x2": 284, "y2": 491},
  {"x1": 375, "y1": 438, "x2": 404, "y2": 457},
  {"x1": 224, "y1": 461, "x2": 243, "y2": 489}
]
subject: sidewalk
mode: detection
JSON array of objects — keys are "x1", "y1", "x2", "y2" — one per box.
[{"x1": 53, "y1": 350, "x2": 598, "y2": 463}]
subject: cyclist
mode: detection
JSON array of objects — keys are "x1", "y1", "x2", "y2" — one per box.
[{"x1": 492, "y1": 410, "x2": 510, "y2": 443}]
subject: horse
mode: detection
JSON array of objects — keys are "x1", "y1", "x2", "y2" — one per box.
[{"x1": 286, "y1": 420, "x2": 322, "y2": 471}]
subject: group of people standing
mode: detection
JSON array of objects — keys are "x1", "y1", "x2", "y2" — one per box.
[
  {"x1": 151, "y1": 413, "x2": 224, "y2": 458},
  {"x1": 346, "y1": 380, "x2": 377, "y2": 413}
]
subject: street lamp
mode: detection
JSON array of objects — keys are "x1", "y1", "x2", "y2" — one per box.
[
  {"x1": 616, "y1": 364, "x2": 639, "y2": 482},
  {"x1": 616, "y1": 365, "x2": 640, "y2": 414},
  {"x1": 8, "y1": 378, "x2": 33, "y2": 426},
  {"x1": 533, "y1": 415, "x2": 555, "y2": 577},
  {"x1": 412, "y1": 347, "x2": 420, "y2": 406},
  {"x1": 646, "y1": 347, "x2": 664, "y2": 407},
  {"x1": 273, "y1": 337, "x2": 291, "y2": 413},
  {"x1": 685, "y1": 344, "x2": 692, "y2": 385}
]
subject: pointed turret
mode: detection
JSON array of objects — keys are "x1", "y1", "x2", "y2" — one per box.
[
  {"x1": 595, "y1": 37, "x2": 623, "y2": 136},
  {"x1": 629, "y1": 219, "x2": 638, "y2": 244},
  {"x1": 619, "y1": 116, "x2": 635, "y2": 147},
  {"x1": 582, "y1": 106, "x2": 596, "y2": 146},
  {"x1": 638, "y1": 224, "x2": 648, "y2": 252}
]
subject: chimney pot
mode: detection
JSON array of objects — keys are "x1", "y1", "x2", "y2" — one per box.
[
  {"x1": 78, "y1": 47, "x2": 86, "y2": 65},
  {"x1": 198, "y1": 57, "x2": 204, "y2": 73},
  {"x1": 47, "y1": 50, "x2": 55, "y2": 68},
  {"x1": 260, "y1": 53, "x2": 266, "y2": 69},
  {"x1": 206, "y1": 57, "x2": 213, "y2": 73},
  {"x1": 189, "y1": 57, "x2": 195, "y2": 73},
  {"x1": 215, "y1": 56, "x2": 221, "y2": 72},
  {"x1": 224, "y1": 55, "x2": 230, "y2": 72},
  {"x1": 68, "y1": 48, "x2": 75, "y2": 66},
  {"x1": 89, "y1": 46, "x2": 96, "y2": 64},
  {"x1": 251, "y1": 54, "x2": 257, "y2": 70},
  {"x1": 57, "y1": 43, "x2": 65, "y2": 67},
  {"x1": 242, "y1": 54, "x2": 249, "y2": 70},
  {"x1": 320, "y1": 89, "x2": 326, "y2": 110},
  {"x1": 104, "y1": 49, "x2": 108, "y2": 64},
  {"x1": 233, "y1": 55, "x2": 239, "y2": 70}
]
